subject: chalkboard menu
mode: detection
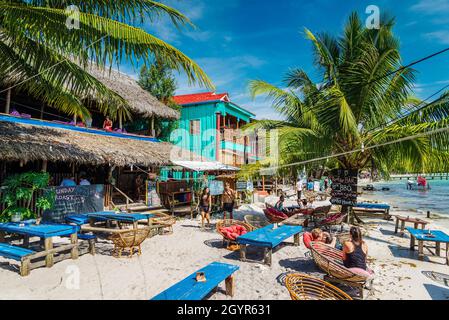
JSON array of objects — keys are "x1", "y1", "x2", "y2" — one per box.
[
  {"x1": 330, "y1": 169, "x2": 358, "y2": 206},
  {"x1": 43, "y1": 184, "x2": 104, "y2": 223},
  {"x1": 208, "y1": 180, "x2": 224, "y2": 196},
  {"x1": 236, "y1": 181, "x2": 247, "y2": 191}
]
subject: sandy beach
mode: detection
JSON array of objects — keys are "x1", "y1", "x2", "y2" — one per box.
[{"x1": 1, "y1": 200, "x2": 449, "y2": 300}]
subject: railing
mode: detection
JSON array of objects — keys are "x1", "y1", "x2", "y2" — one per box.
[{"x1": 111, "y1": 185, "x2": 134, "y2": 209}]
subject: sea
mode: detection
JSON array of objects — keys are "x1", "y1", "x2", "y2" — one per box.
[{"x1": 360, "y1": 179, "x2": 449, "y2": 218}]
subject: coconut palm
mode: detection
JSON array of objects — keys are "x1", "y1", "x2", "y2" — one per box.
[
  {"x1": 247, "y1": 13, "x2": 449, "y2": 178},
  {"x1": 0, "y1": 0, "x2": 212, "y2": 120}
]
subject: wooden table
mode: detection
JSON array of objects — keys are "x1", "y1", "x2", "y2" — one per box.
[
  {"x1": 407, "y1": 227, "x2": 449, "y2": 265},
  {"x1": 236, "y1": 224, "x2": 303, "y2": 266},
  {"x1": 86, "y1": 211, "x2": 154, "y2": 230},
  {"x1": 395, "y1": 216, "x2": 428, "y2": 236},
  {"x1": 0, "y1": 222, "x2": 78, "y2": 270},
  {"x1": 280, "y1": 214, "x2": 308, "y2": 227}
]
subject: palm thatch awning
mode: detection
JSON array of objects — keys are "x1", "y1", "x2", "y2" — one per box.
[
  {"x1": 86, "y1": 65, "x2": 180, "y2": 120},
  {"x1": 0, "y1": 115, "x2": 196, "y2": 167}
]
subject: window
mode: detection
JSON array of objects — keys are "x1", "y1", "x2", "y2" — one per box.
[{"x1": 189, "y1": 120, "x2": 200, "y2": 135}]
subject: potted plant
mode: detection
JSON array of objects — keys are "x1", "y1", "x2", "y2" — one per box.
[{"x1": 0, "y1": 172, "x2": 55, "y2": 222}]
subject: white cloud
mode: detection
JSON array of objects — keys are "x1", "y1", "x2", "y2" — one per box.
[
  {"x1": 410, "y1": 0, "x2": 449, "y2": 15},
  {"x1": 423, "y1": 31, "x2": 449, "y2": 44}
]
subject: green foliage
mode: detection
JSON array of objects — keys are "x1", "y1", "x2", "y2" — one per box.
[
  {"x1": 0, "y1": 1, "x2": 212, "y2": 120},
  {"x1": 0, "y1": 172, "x2": 55, "y2": 222},
  {"x1": 138, "y1": 60, "x2": 181, "y2": 141},
  {"x1": 245, "y1": 12, "x2": 449, "y2": 177}
]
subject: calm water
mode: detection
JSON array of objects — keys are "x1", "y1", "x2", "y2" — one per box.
[{"x1": 362, "y1": 179, "x2": 449, "y2": 216}]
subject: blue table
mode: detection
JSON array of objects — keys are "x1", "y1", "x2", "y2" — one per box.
[
  {"x1": 0, "y1": 222, "x2": 78, "y2": 267},
  {"x1": 152, "y1": 262, "x2": 239, "y2": 300},
  {"x1": 236, "y1": 224, "x2": 303, "y2": 265},
  {"x1": 86, "y1": 211, "x2": 155, "y2": 229},
  {"x1": 407, "y1": 228, "x2": 449, "y2": 265}
]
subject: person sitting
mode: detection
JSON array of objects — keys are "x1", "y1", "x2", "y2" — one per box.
[
  {"x1": 60, "y1": 176, "x2": 76, "y2": 187},
  {"x1": 343, "y1": 226, "x2": 374, "y2": 276},
  {"x1": 103, "y1": 116, "x2": 113, "y2": 131},
  {"x1": 274, "y1": 195, "x2": 286, "y2": 213},
  {"x1": 79, "y1": 173, "x2": 91, "y2": 186},
  {"x1": 303, "y1": 228, "x2": 335, "y2": 249}
]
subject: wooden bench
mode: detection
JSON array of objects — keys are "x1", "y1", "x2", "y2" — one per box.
[
  {"x1": 0, "y1": 243, "x2": 35, "y2": 276},
  {"x1": 151, "y1": 262, "x2": 239, "y2": 300},
  {"x1": 63, "y1": 233, "x2": 97, "y2": 255}
]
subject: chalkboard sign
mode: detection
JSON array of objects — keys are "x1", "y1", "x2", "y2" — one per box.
[
  {"x1": 330, "y1": 169, "x2": 358, "y2": 206},
  {"x1": 43, "y1": 184, "x2": 104, "y2": 223},
  {"x1": 208, "y1": 180, "x2": 224, "y2": 196},
  {"x1": 236, "y1": 181, "x2": 247, "y2": 191}
]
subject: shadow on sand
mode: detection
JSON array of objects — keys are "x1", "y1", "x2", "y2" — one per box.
[{"x1": 424, "y1": 283, "x2": 449, "y2": 300}]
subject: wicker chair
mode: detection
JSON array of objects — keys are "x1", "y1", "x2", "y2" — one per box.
[
  {"x1": 244, "y1": 215, "x2": 270, "y2": 231},
  {"x1": 216, "y1": 219, "x2": 252, "y2": 247},
  {"x1": 309, "y1": 242, "x2": 372, "y2": 299},
  {"x1": 263, "y1": 208, "x2": 287, "y2": 223},
  {"x1": 316, "y1": 213, "x2": 347, "y2": 232},
  {"x1": 334, "y1": 232, "x2": 351, "y2": 245},
  {"x1": 149, "y1": 212, "x2": 176, "y2": 235},
  {"x1": 285, "y1": 273, "x2": 353, "y2": 300},
  {"x1": 109, "y1": 227, "x2": 151, "y2": 258}
]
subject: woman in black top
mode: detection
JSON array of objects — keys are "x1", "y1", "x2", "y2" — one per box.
[
  {"x1": 343, "y1": 226, "x2": 369, "y2": 270},
  {"x1": 199, "y1": 187, "x2": 212, "y2": 229}
]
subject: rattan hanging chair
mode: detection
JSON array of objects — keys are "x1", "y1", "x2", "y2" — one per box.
[
  {"x1": 309, "y1": 242, "x2": 372, "y2": 299},
  {"x1": 109, "y1": 227, "x2": 151, "y2": 258},
  {"x1": 149, "y1": 212, "x2": 176, "y2": 235},
  {"x1": 285, "y1": 273, "x2": 353, "y2": 300},
  {"x1": 216, "y1": 219, "x2": 252, "y2": 247},
  {"x1": 244, "y1": 215, "x2": 270, "y2": 230}
]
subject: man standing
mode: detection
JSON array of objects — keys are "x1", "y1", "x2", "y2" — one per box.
[
  {"x1": 222, "y1": 182, "x2": 236, "y2": 220},
  {"x1": 296, "y1": 179, "x2": 303, "y2": 201}
]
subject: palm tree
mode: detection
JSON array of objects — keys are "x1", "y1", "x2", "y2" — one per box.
[
  {"x1": 0, "y1": 0, "x2": 212, "y2": 120},
  {"x1": 247, "y1": 12, "x2": 449, "y2": 179}
]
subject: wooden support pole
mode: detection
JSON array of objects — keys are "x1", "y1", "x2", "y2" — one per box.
[
  {"x1": 41, "y1": 160, "x2": 47, "y2": 173},
  {"x1": 40, "y1": 102, "x2": 45, "y2": 119},
  {"x1": 5, "y1": 89, "x2": 11, "y2": 114},
  {"x1": 119, "y1": 113, "x2": 123, "y2": 129}
]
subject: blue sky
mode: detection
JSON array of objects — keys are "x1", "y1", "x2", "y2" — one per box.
[{"x1": 121, "y1": 0, "x2": 449, "y2": 120}]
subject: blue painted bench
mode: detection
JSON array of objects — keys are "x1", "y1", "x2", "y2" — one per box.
[
  {"x1": 0, "y1": 243, "x2": 35, "y2": 276},
  {"x1": 151, "y1": 262, "x2": 239, "y2": 300},
  {"x1": 236, "y1": 224, "x2": 303, "y2": 265}
]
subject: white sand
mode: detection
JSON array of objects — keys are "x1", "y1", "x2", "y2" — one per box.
[{"x1": 1, "y1": 205, "x2": 449, "y2": 300}]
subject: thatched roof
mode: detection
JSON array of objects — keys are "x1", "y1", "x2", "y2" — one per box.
[
  {"x1": 86, "y1": 65, "x2": 180, "y2": 120},
  {"x1": 0, "y1": 117, "x2": 198, "y2": 167}
]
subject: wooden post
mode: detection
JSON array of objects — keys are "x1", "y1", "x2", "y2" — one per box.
[
  {"x1": 427, "y1": 211, "x2": 430, "y2": 218},
  {"x1": 5, "y1": 89, "x2": 11, "y2": 114},
  {"x1": 150, "y1": 116, "x2": 155, "y2": 137},
  {"x1": 41, "y1": 160, "x2": 48, "y2": 173},
  {"x1": 70, "y1": 233, "x2": 79, "y2": 260},
  {"x1": 119, "y1": 113, "x2": 123, "y2": 129},
  {"x1": 44, "y1": 238, "x2": 54, "y2": 267},
  {"x1": 262, "y1": 176, "x2": 265, "y2": 192},
  {"x1": 73, "y1": 114, "x2": 77, "y2": 126},
  {"x1": 40, "y1": 102, "x2": 45, "y2": 119},
  {"x1": 225, "y1": 276, "x2": 235, "y2": 297}
]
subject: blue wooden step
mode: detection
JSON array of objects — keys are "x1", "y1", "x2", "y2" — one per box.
[
  {"x1": 77, "y1": 233, "x2": 96, "y2": 241},
  {"x1": 0, "y1": 243, "x2": 35, "y2": 261},
  {"x1": 151, "y1": 262, "x2": 239, "y2": 300}
]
